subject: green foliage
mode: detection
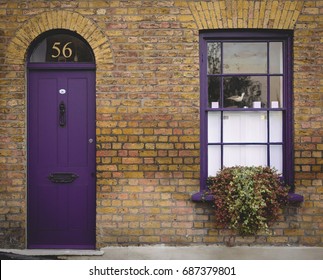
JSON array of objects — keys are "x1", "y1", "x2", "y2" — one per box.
[{"x1": 207, "y1": 166, "x2": 289, "y2": 236}]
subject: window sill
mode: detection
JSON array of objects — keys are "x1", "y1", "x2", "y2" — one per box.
[{"x1": 191, "y1": 191, "x2": 304, "y2": 204}]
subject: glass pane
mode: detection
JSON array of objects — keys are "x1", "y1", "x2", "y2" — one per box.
[
  {"x1": 270, "y1": 145, "x2": 283, "y2": 173},
  {"x1": 223, "y1": 111, "x2": 267, "y2": 143},
  {"x1": 270, "y1": 111, "x2": 283, "y2": 142},
  {"x1": 223, "y1": 145, "x2": 267, "y2": 167},
  {"x1": 208, "y1": 112, "x2": 221, "y2": 143},
  {"x1": 223, "y1": 43, "x2": 267, "y2": 74},
  {"x1": 208, "y1": 76, "x2": 221, "y2": 107},
  {"x1": 207, "y1": 42, "x2": 221, "y2": 74},
  {"x1": 208, "y1": 145, "x2": 221, "y2": 176},
  {"x1": 270, "y1": 76, "x2": 283, "y2": 108},
  {"x1": 224, "y1": 76, "x2": 267, "y2": 108},
  {"x1": 30, "y1": 34, "x2": 94, "y2": 63},
  {"x1": 269, "y1": 42, "x2": 283, "y2": 74}
]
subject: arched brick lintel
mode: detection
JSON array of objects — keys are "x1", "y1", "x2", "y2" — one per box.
[
  {"x1": 186, "y1": 0, "x2": 305, "y2": 30},
  {"x1": 6, "y1": 10, "x2": 113, "y2": 68}
]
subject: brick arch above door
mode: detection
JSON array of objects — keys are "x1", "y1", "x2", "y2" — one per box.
[
  {"x1": 183, "y1": 0, "x2": 305, "y2": 30},
  {"x1": 6, "y1": 10, "x2": 113, "y2": 69}
]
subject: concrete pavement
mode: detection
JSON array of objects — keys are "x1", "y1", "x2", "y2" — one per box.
[{"x1": 1, "y1": 245, "x2": 323, "y2": 260}]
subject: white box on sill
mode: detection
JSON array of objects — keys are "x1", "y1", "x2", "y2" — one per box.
[
  {"x1": 211, "y1": 102, "x2": 219, "y2": 108},
  {"x1": 252, "y1": 101, "x2": 261, "y2": 108},
  {"x1": 271, "y1": 101, "x2": 279, "y2": 108}
]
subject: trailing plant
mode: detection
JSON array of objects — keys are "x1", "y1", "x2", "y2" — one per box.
[{"x1": 207, "y1": 166, "x2": 289, "y2": 236}]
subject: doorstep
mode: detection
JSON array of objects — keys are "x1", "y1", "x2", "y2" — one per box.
[{"x1": 0, "y1": 248, "x2": 104, "y2": 257}]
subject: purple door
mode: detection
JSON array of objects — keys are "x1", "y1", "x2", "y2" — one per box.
[{"x1": 27, "y1": 66, "x2": 96, "y2": 249}]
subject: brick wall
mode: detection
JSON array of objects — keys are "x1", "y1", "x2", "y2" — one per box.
[
  {"x1": 0, "y1": 0, "x2": 322, "y2": 248},
  {"x1": 293, "y1": 0, "x2": 323, "y2": 246}
]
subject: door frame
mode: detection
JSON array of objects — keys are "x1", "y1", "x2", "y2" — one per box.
[{"x1": 26, "y1": 62, "x2": 96, "y2": 248}]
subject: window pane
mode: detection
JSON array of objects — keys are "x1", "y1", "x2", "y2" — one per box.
[
  {"x1": 270, "y1": 76, "x2": 283, "y2": 108},
  {"x1": 208, "y1": 112, "x2": 221, "y2": 143},
  {"x1": 208, "y1": 76, "x2": 221, "y2": 107},
  {"x1": 223, "y1": 145, "x2": 267, "y2": 167},
  {"x1": 223, "y1": 112, "x2": 267, "y2": 143},
  {"x1": 270, "y1": 145, "x2": 283, "y2": 173},
  {"x1": 270, "y1": 111, "x2": 283, "y2": 142},
  {"x1": 207, "y1": 42, "x2": 221, "y2": 74},
  {"x1": 223, "y1": 43, "x2": 267, "y2": 74},
  {"x1": 30, "y1": 34, "x2": 94, "y2": 63},
  {"x1": 224, "y1": 76, "x2": 267, "y2": 108},
  {"x1": 208, "y1": 145, "x2": 221, "y2": 176},
  {"x1": 269, "y1": 42, "x2": 283, "y2": 74}
]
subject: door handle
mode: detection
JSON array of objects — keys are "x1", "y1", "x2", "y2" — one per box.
[{"x1": 59, "y1": 101, "x2": 66, "y2": 127}]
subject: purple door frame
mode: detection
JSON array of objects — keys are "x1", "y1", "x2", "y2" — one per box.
[{"x1": 27, "y1": 63, "x2": 96, "y2": 249}]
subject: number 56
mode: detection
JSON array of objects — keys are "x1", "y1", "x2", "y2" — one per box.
[{"x1": 52, "y1": 42, "x2": 73, "y2": 59}]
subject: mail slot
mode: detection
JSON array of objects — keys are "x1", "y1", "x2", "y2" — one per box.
[{"x1": 48, "y1": 173, "x2": 79, "y2": 183}]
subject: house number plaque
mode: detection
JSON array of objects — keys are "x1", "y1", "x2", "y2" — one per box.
[{"x1": 51, "y1": 42, "x2": 73, "y2": 59}]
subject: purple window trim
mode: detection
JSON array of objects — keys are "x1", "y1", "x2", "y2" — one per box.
[{"x1": 193, "y1": 30, "x2": 303, "y2": 203}]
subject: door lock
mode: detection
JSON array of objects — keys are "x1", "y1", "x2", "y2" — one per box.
[{"x1": 88, "y1": 138, "x2": 94, "y2": 144}]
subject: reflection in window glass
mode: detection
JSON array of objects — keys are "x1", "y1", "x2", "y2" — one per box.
[
  {"x1": 223, "y1": 43, "x2": 267, "y2": 74},
  {"x1": 207, "y1": 42, "x2": 221, "y2": 74},
  {"x1": 223, "y1": 76, "x2": 267, "y2": 108},
  {"x1": 249, "y1": 76, "x2": 267, "y2": 108},
  {"x1": 269, "y1": 42, "x2": 283, "y2": 74},
  {"x1": 208, "y1": 76, "x2": 221, "y2": 107},
  {"x1": 270, "y1": 76, "x2": 283, "y2": 108},
  {"x1": 223, "y1": 76, "x2": 251, "y2": 108}
]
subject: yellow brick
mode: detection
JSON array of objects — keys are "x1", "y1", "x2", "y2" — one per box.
[
  {"x1": 123, "y1": 172, "x2": 144, "y2": 179},
  {"x1": 123, "y1": 143, "x2": 144, "y2": 150},
  {"x1": 123, "y1": 215, "x2": 145, "y2": 222},
  {"x1": 140, "y1": 222, "x2": 161, "y2": 228},
  {"x1": 188, "y1": 2, "x2": 202, "y2": 29},
  {"x1": 97, "y1": 207, "x2": 118, "y2": 214},
  {"x1": 203, "y1": 236, "x2": 223, "y2": 243},
  {"x1": 139, "y1": 236, "x2": 161, "y2": 243},
  {"x1": 155, "y1": 186, "x2": 176, "y2": 192},
  {"x1": 156, "y1": 143, "x2": 174, "y2": 149},
  {"x1": 284, "y1": 229, "x2": 305, "y2": 236},
  {"x1": 304, "y1": 8, "x2": 319, "y2": 14},
  {"x1": 139, "y1": 151, "x2": 158, "y2": 157},
  {"x1": 180, "y1": 136, "x2": 199, "y2": 142},
  {"x1": 123, "y1": 200, "x2": 143, "y2": 207}
]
